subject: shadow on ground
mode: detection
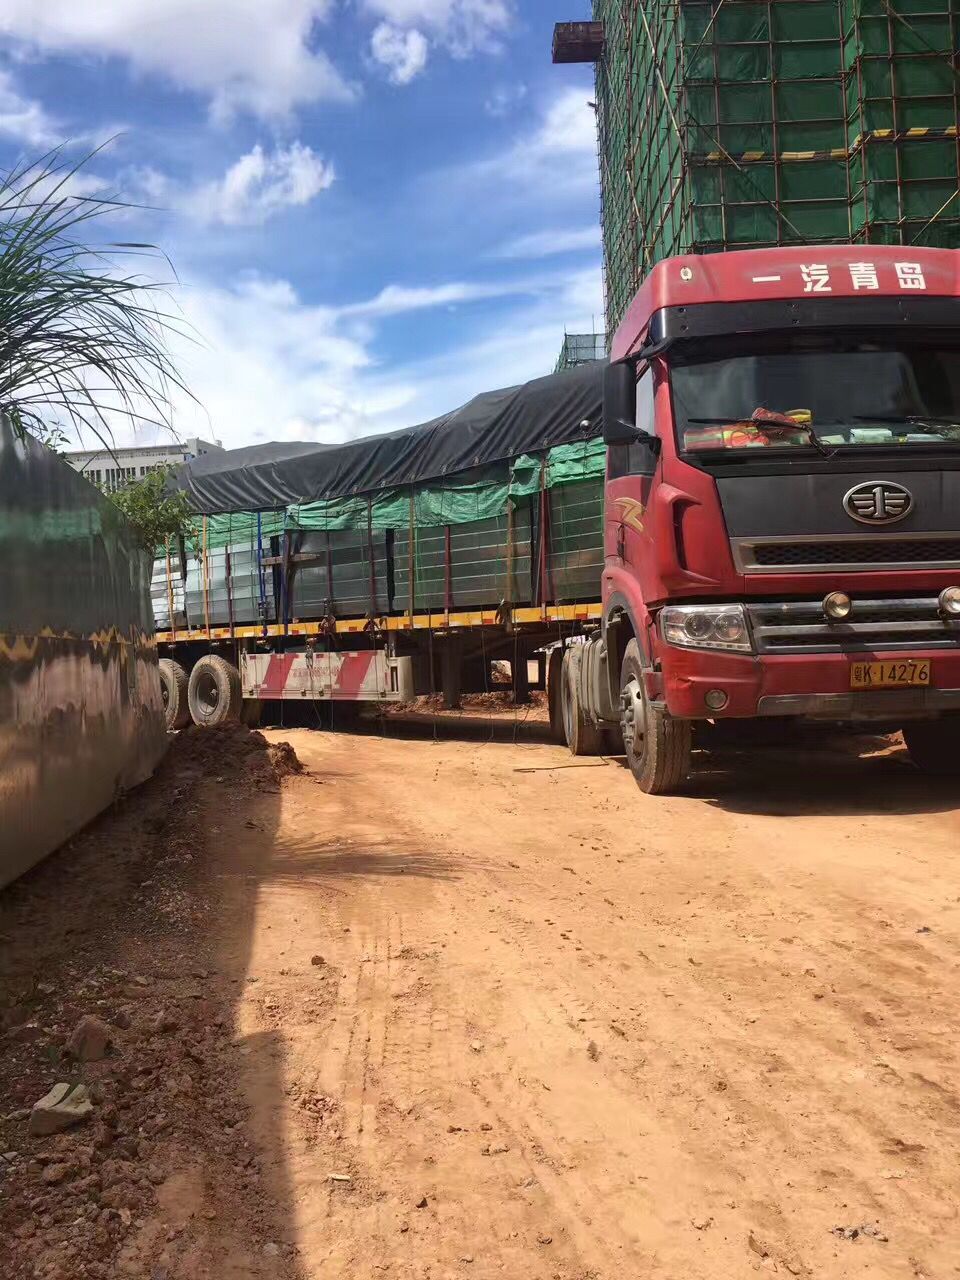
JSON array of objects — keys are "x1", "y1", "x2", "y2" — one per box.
[
  {"x1": 0, "y1": 726, "x2": 306, "y2": 1280},
  {"x1": 609, "y1": 733, "x2": 958, "y2": 818}
]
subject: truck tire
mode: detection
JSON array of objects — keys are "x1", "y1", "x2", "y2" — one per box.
[
  {"x1": 158, "y1": 658, "x2": 191, "y2": 730},
  {"x1": 561, "y1": 645, "x2": 602, "y2": 756},
  {"x1": 902, "y1": 718, "x2": 960, "y2": 776},
  {"x1": 547, "y1": 647, "x2": 564, "y2": 743},
  {"x1": 187, "y1": 655, "x2": 242, "y2": 727},
  {"x1": 620, "y1": 638, "x2": 691, "y2": 794}
]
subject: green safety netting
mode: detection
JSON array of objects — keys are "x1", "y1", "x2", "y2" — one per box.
[
  {"x1": 199, "y1": 509, "x2": 286, "y2": 551},
  {"x1": 594, "y1": 0, "x2": 960, "y2": 334}
]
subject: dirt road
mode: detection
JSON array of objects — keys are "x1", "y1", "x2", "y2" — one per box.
[{"x1": 3, "y1": 721, "x2": 960, "y2": 1279}]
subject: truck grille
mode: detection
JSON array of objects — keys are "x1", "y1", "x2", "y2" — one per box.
[
  {"x1": 733, "y1": 534, "x2": 960, "y2": 573},
  {"x1": 746, "y1": 596, "x2": 960, "y2": 653}
]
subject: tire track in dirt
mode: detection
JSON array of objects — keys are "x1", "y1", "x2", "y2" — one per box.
[{"x1": 216, "y1": 728, "x2": 960, "y2": 1280}]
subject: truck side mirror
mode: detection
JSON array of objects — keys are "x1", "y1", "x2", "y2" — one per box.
[{"x1": 603, "y1": 360, "x2": 638, "y2": 446}]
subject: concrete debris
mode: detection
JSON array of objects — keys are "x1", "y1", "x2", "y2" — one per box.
[{"x1": 28, "y1": 1082, "x2": 94, "y2": 1136}]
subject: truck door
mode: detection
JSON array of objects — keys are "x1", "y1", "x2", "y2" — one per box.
[{"x1": 605, "y1": 364, "x2": 658, "y2": 572}]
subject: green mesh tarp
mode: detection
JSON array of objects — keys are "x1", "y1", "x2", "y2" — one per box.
[
  {"x1": 262, "y1": 444, "x2": 607, "y2": 536},
  {"x1": 202, "y1": 510, "x2": 285, "y2": 551}
]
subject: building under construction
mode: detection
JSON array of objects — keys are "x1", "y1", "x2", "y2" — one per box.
[
  {"x1": 554, "y1": 331, "x2": 607, "y2": 371},
  {"x1": 554, "y1": 3, "x2": 960, "y2": 336}
]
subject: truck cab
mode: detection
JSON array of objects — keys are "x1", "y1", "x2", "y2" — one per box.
[{"x1": 569, "y1": 245, "x2": 960, "y2": 791}]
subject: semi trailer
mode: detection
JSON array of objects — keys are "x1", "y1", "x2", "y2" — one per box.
[
  {"x1": 155, "y1": 244, "x2": 960, "y2": 795},
  {"x1": 153, "y1": 363, "x2": 608, "y2": 737}
]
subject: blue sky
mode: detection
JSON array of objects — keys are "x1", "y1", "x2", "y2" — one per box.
[{"x1": 0, "y1": 2, "x2": 602, "y2": 450}]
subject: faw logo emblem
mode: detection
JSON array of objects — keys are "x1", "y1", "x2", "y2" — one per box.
[
  {"x1": 843, "y1": 481, "x2": 913, "y2": 525},
  {"x1": 614, "y1": 496, "x2": 646, "y2": 534}
]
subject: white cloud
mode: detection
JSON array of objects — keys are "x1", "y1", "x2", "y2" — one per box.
[
  {"x1": 138, "y1": 143, "x2": 334, "y2": 227},
  {"x1": 492, "y1": 225, "x2": 600, "y2": 260},
  {"x1": 84, "y1": 260, "x2": 601, "y2": 453},
  {"x1": 0, "y1": 69, "x2": 59, "y2": 147},
  {"x1": 362, "y1": 0, "x2": 512, "y2": 59},
  {"x1": 484, "y1": 82, "x2": 526, "y2": 118},
  {"x1": 186, "y1": 143, "x2": 334, "y2": 226},
  {"x1": 528, "y1": 87, "x2": 597, "y2": 158},
  {"x1": 342, "y1": 278, "x2": 532, "y2": 319},
  {"x1": 370, "y1": 23, "x2": 429, "y2": 86},
  {"x1": 428, "y1": 88, "x2": 599, "y2": 215},
  {"x1": 0, "y1": 1, "x2": 353, "y2": 120}
]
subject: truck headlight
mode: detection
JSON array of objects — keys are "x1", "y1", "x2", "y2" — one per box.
[{"x1": 660, "y1": 604, "x2": 752, "y2": 653}]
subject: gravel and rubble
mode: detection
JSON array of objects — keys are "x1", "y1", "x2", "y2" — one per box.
[{"x1": 0, "y1": 725, "x2": 304, "y2": 1280}]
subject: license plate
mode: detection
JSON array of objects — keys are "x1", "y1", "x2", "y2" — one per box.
[{"x1": 850, "y1": 659, "x2": 931, "y2": 690}]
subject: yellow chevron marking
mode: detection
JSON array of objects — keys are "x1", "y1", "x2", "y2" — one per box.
[{"x1": 614, "y1": 496, "x2": 646, "y2": 535}]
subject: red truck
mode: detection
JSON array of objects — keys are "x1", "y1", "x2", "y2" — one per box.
[{"x1": 561, "y1": 244, "x2": 960, "y2": 791}]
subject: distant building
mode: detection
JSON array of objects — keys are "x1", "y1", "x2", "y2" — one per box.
[
  {"x1": 554, "y1": 331, "x2": 607, "y2": 373},
  {"x1": 63, "y1": 437, "x2": 223, "y2": 492}
]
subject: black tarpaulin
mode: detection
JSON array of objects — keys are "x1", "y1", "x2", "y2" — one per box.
[{"x1": 170, "y1": 362, "x2": 605, "y2": 514}]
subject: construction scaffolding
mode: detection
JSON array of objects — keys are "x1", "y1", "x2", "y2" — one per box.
[
  {"x1": 582, "y1": 0, "x2": 960, "y2": 335},
  {"x1": 554, "y1": 331, "x2": 608, "y2": 371}
]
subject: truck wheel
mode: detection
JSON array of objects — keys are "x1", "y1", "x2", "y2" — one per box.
[
  {"x1": 902, "y1": 718, "x2": 960, "y2": 776},
  {"x1": 187, "y1": 655, "x2": 242, "y2": 727},
  {"x1": 561, "y1": 645, "x2": 601, "y2": 756},
  {"x1": 547, "y1": 648, "x2": 564, "y2": 743},
  {"x1": 620, "y1": 639, "x2": 691, "y2": 794},
  {"x1": 158, "y1": 658, "x2": 190, "y2": 730}
]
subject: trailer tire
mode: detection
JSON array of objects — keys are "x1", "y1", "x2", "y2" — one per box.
[
  {"x1": 158, "y1": 658, "x2": 191, "y2": 730},
  {"x1": 547, "y1": 647, "x2": 564, "y2": 743},
  {"x1": 561, "y1": 645, "x2": 601, "y2": 756},
  {"x1": 620, "y1": 639, "x2": 691, "y2": 794},
  {"x1": 187, "y1": 655, "x2": 242, "y2": 727},
  {"x1": 902, "y1": 717, "x2": 960, "y2": 776}
]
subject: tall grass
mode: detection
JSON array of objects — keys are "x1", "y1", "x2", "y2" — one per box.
[{"x1": 0, "y1": 149, "x2": 191, "y2": 450}]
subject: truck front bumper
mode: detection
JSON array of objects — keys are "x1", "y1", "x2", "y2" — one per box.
[{"x1": 657, "y1": 647, "x2": 960, "y2": 720}]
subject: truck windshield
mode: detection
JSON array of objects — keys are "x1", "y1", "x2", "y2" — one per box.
[{"x1": 670, "y1": 337, "x2": 960, "y2": 454}]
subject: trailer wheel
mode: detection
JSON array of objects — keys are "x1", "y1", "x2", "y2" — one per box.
[
  {"x1": 902, "y1": 717, "x2": 960, "y2": 776},
  {"x1": 561, "y1": 645, "x2": 601, "y2": 756},
  {"x1": 620, "y1": 639, "x2": 691, "y2": 794},
  {"x1": 158, "y1": 658, "x2": 191, "y2": 730},
  {"x1": 187, "y1": 655, "x2": 242, "y2": 727},
  {"x1": 547, "y1": 648, "x2": 564, "y2": 743}
]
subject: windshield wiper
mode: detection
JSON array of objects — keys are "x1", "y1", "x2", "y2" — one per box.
[{"x1": 685, "y1": 415, "x2": 833, "y2": 457}]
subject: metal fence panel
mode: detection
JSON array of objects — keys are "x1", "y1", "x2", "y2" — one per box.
[{"x1": 0, "y1": 420, "x2": 168, "y2": 888}]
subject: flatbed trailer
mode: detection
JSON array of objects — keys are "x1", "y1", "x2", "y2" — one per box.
[{"x1": 153, "y1": 364, "x2": 605, "y2": 732}]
